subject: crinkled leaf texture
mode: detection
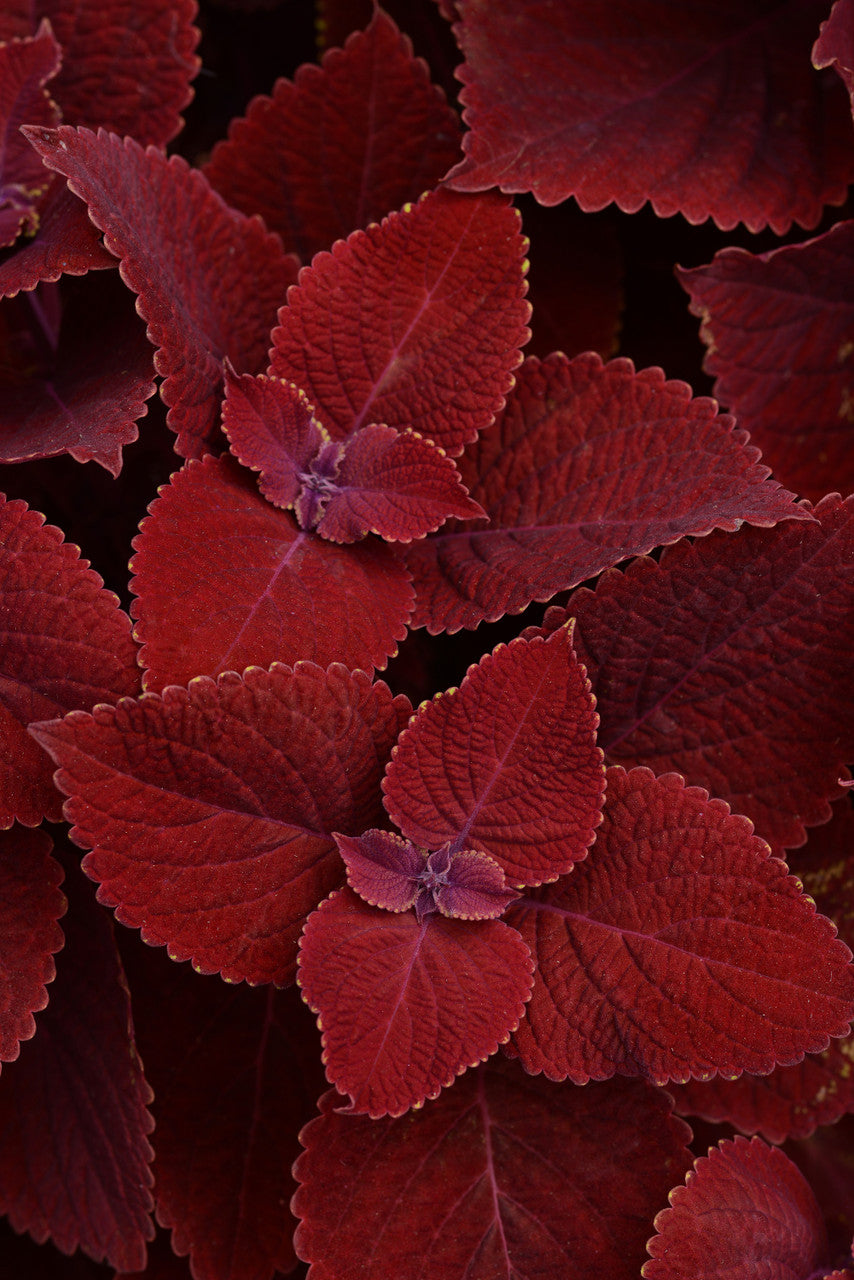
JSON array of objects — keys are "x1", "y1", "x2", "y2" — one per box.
[
  {"x1": 31, "y1": 662, "x2": 410, "y2": 985},
  {"x1": 0, "y1": 24, "x2": 61, "y2": 248},
  {"x1": 204, "y1": 7, "x2": 461, "y2": 261},
  {"x1": 406, "y1": 352, "x2": 807, "y2": 633},
  {"x1": 506, "y1": 767, "x2": 854, "y2": 1086},
  {"x1": 447, "y1": 0, "x2": 854, "y2": 233},
  {"x1": 24, "y1": 125, "x2": 299, "y2": 458},
  {"x1": 269, "y1": 187, "x2": 530, "y2": 456},
  {"x1": 294, "y1": 1060, "x2": 692, "y2": 1280},
  {"x1": 130, "y1": 455, "x2": 415, "y2": 689},
  {"x1": 644, "y1": 1137, "x2": 829, "y2": 1280},
  {"x1": 0, "y1": 494, "x2": 141, "y2": 827},
  {"x1": 679, "y1": 219, "x2": 854, "y2": 502},
  {"x1": 383, "y1": 624, "x2": 605, "y2": 886},
  {"x1": 0, "y1": 177, "x2": 115, "y2": 299}
]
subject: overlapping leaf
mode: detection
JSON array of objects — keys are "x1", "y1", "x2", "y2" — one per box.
[
  {"x1": 268, "y1": 187, "x2": 530, "y2": 456},
  {"x1": 24, "y1": 125, "x2": 299, "y2": 457},
  {"x1": 814, "y1": 0, "x2": 854, "y2": 114},
  {"x1": 130, "y1": 456, "x2": 415, "y2": 688},
  {"x1": 294, "y1": 1060, "x2": 692, "y2": 1280},
  {"x1": 679, "y1": 220, "x2": 854, "y2": 502},
  {"x1": 31, "y1": 662, "x2": 409, "y2": 984},
  {"x1": 204, "y1": 7, "x2": 461, "y2": 260},
  {"x1": 506, "y1": 767, "x2": 854, "y2": 1086},
  {"x1": 0, "y1": 24, "x2": 61, "y2": 248},
  {"x1": 0, "y1": 177, "x2": 115, "y2": 299},
  {"x1": 406, "y1": 351, "x2": 806, "y2": 633},
  {"x1": 447, "y1": 0, "x2": 854, "y2": 232}
]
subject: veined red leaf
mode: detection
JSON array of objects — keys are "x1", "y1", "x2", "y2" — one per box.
[
  {"x1": 0, "y1": 178, "x2": 115, "y2": 299},
  {"x1": 268, "y1": 187, "x2": 530, "y2": 457},
  {"x1": 204, "y1": 7, "x2": 461, "y2": 261},
  {"x1": 335, "y1": 829, "x2": 425, "y2": 913},
  {"x1": 24, "y1": 126, "x2": 299, "y2": 458},
  {"x1": 0, "y1": 494, "x2": 141, "y2": 827},
  {"x1": 446, "y1": 0, "x2": 854, "y2": 233},
  {"x1": 130, "y1": 455, "x2": 414, "y2": 688},
  {"x1": 30, "y1": 662, "x2": 409, "y2": 985},
  {"x1": 679, "y1": 220, "x2": 854, "y2": 502},
  {"x1": 506, "y1": 767, "x2": 854, "y2": 1086},
  {"x1": 814, "y1": 0, "x2": 854, "y2": 114},
  {"x1": 294, "y1": 1061, "x2": 692, "y2": 1280},
  {"x1": 0, "y1": 826, "x2": 64, "y2": 1066},
  {"x1": 644, "y1": 1137, "x2": 828, "y2": 1280},
  {"x1": 406, "y1": 352, "x2": 809, "y2": 633},
  {"x1": 0, "y1": 24, "x2": 60, "y2": 248},
  {"x1": 297, "y1": 886, "x2": 533, "y2": 1117}
]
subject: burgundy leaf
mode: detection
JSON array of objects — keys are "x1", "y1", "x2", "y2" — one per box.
[
  {"x1": 0, "y1": 855, "x2": 154, "y2": 1272},
  {"x1": 384, "y1": 625, "x2": 604, "y2": 887},
  {"x1": 406, "y1": 352, "x2": 809, "y2": 634},
  {"x1": 0, "y1": 24, "x2": 61, "y2": 248},
  {"x1": 294, "y1": 1061, "x2": 692, "y2": 1280},
  {"x1": 814, "y1": 0, "x2": 854, "y2": 114},
  {"x1": 0, "y1": 826, "x2": 64, "y2": 1066},
  {"x1": 446, "y1": 0, "x2": 854, "y2": 233},
  {"x1": 644, "y1": 1137, "x2": 828, "y2": 1280},
  {"x1": 0, "y1": 494, "x2": 141, "y2": 826},
  {"x1": 334, "y1": 828, "x2": 424, "y2": 913},
  {"x1": 268, "y1": 187, "x2": 530, "y2": 456},
  {"x1": 0, "y1": 178, "x2": 115, "y2": 299},
  {"x1": 30, "y1": 662, "x2": 409, "y2": 985},
  {"x1": 506, "y1": 767, "x2": 854, "y2": 1086},
  {"x1": 24, "y1": 125, "x2": 299, "y2": 458},
  {"x1": 679, "y1": 220, "x2": 854, "y2": 502},
  {"x1": 117, "y1": 1231, "x2": 192, "y2": 1279},
  {"x1": 433, "y1": 849, "x2": 519, "y2": 921},
  {"x1": 297, "y1": 886, "x2": 533, "y2": 1116},
  {"x1": 130, "y1": 455, "x2": 414, "y2": 688},
  {"x1": 203, "y1": 7, "x2": 462, "y2": 261}
]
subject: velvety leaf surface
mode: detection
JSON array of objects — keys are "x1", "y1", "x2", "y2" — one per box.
[
  {"x1": 0, "y1": 178, "x2": 115, "y2": 299},
  {"x1": 335, "y1": 828, "x2": 424, "y2": 912},
  {"x1": 221, "y1": 369, "x2": 327, "y2": 509},
  {"x1": 506, "y1": 767, "x2": 854, "y2": 1086},
  {"x1": 268, "y1": 187, "x2": 530, "y2": 456},
  {"x1": 0, "y1": 493, "x2": 141, "y2": 826},
  {"x1": 384, "y1": 624, "x2": 605, "y2": 886},
  {"x1": 560, "y1": 492, "x2": 854, "y2": 852},
  {"x1": 0, "y1": 25, "x2": 61, "y2": 248},
  {"x1": 407, "y1": 351, "x2": 808, "y2": 633},
  {"x1": 130, "y1": 455, "x2": 414, "y2": 688},
  {"x1": 298, "y1": 886, "x2": 533, "y2": 1116},
  {"x1": 447, "y1": 0, "x2": 854, "y2": 233},
  {"x1": 25, "y1": 126, "x2": 299, "y2": 458},
  {"x1": 814, "y1": 0, "x2": 854, "y2": 112},
  {"x1": 0, "y1": 855, "x2": 154, "y2": 1271},
  {"x1": 0, "y1": 825, "x2": 64, "y2": 1065},
  {"x1": 644, "y1": 1137, "x2": 828, "y2": 1280},
  {"x1": 31, "y1": 662, "x2": 409, "y2": 985},
  {"x1": 294, "y1": 1060, "x2": 692, "y2": 1280},
  {"x1": 204, "y1": 7, "x2": 462, "y2": 261}
]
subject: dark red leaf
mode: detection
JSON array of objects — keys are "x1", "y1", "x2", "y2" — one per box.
[
  {"x1": 406, "y1": 352, "x2": 809, "y2": 633},
  {"x1": 221, "y1": 368, "x2": 327, "y2": 510},
  {"x1": 0, "y1": 24, "x2": 61, "y2": 248},
  {"x1": 294, "y1": 1061, "x2": 692, "y2": 1280},
  {"x1": 447, "y1": 1, "x2": 854, "y2": 233},
  {"x1": 204, "y1": 7, "x2": 461, "y2": 261},
  {"x1": 679, "y1": 220, "x2": 854, "y2": 502},
  {"x1": 30, "y1": 662, "x2": 409, "y2": 985},
  {"x1": 24, "y1": 125, "x2": 299, "y2": 458},
  {"x1": 432, "y1": 848, "x2": 518, "y2": 921},
  {"x1": 644, "y1": 1137, "x2": 828, "y2": 1280},
  {"x1": 0, "y1": 178, "x2": 115, "y2": 300},
  {"x1": 814, "y1": 0, "x2": 854, "y2": 114},
  {"x1": 297, "y1": 886, "x2": 533, "y2": 1116},
  {"x1": 384, "y1": 624, "x2": 604, "y2": 887},
  {"x1": 117, "y1": 1230, "x2": 191, "y2": 1279},
  {"x1": 268, "y1": 187, "x2": 530, "y2": 457},
  {"x1": 506, "y1": 767, "x2": 854, "y2": 1085},
  {"x1": 130, "y1": 455, "x2": 414, "y2": 688},
  {"x1": 335, "y1": 829, "x2": 424, "y2": 913}
]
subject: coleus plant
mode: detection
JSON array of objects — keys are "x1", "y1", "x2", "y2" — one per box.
[{"x1": 0, "y1": 1, "x2": 854, "y2": 1278}]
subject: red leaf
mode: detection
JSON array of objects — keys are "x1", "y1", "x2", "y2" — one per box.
[
  {"x1": 563, "y1": 493, "x2": 854, "y2": 852},
  {"x1": 0, "y1": 494, "x2": 141, "y2": 827},
  {"x1": 294, "y1": 1061, "x2": 692, "y2": 1280},
  {"x1": 814, "y1": 0, "x2": 854, "y2": 115},
  {"x1": 506, "y1": 767, "x2": 854, "y2": 1085},
  {"x1": 24, "y1": 126, "x2": 299, "y2": 458},
  {"x1": 335, "y1": 829, "x2": 424, "y2": 913},
  {"x1": 384, "y1": 624, "x2": 603, "y2": 888},
  {"x1": 130, "y1": 455, "x2": 414, "y2": 688},
  {"x1": 204, "y1": 7, "x2": 461, "y2": 261},
  {"x1": 406, "y1": 352, "x2": 809, "y2": 633},
  {"x1": 221, "y1": 369, "x2": 327, "y2": 510},
  {"x1": 30, "y1": 662, "x2": 409, "y2": 985},
  {"x1": 0, "y1": 178, "x2": 115, "y2": 299},
  {"x1": 0, "y1": 855, "x2": 154, "y2": 1272},
  {"x1": 0, "y1": 24, "x2": 61, "y2": 248},
  {"x1": 0, "y1": 826, "x2": 64, "y2": 1066},
  {"x1": 679, "y1": 220, "x2": 854, "y2": 502},
  {"x1": 268, "y1": 187, "x2": 530, "y2": 457},
  {"x1": 446, "y1": 1, "x2": 854, "y2": 233},
  {"x1": 644, "y1": 1137, "x2": 828, "y2": 1280},
  {"x1": 297, "y1": 886, "x2": 533, "y2": 1116}
]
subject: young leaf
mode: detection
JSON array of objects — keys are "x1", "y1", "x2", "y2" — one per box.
[{"x1": 0, "y1": 24, "x2": 61, "y2": 248}]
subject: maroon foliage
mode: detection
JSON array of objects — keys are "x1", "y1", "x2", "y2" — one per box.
[
  {"x1": 0, "y1": 25, "x2": 61, "y2": 248},
  {"x1": 0, "y1": 178, "x2": 115, "y2": 299},
  {"x1": 814, "y1": 0, "x2": 854, "y2": 112}
]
